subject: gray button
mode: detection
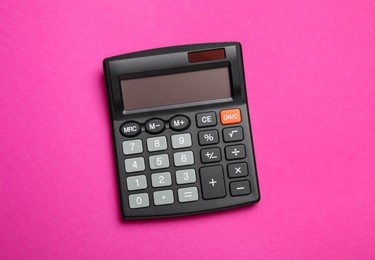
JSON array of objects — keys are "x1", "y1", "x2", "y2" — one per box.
[
  {"x1": 178, "y1": 187, "x2": 199, "y2": 202},
  {"x1": 123, "y1": 139, "x2": 143, "y2": 155},
  {"x1": 128, "y1": 193, "x2": 149, "y2": 209},
  {"x1": 149, "y1": 154, "x2": 170, "y2": 170},
  {"x1": 125, "y1": 157, "x2": 145, "y2": 173},
  {"x1": 151, "y1": 172, "x2": 172, "y2": 187},
  {"x1": 147, "y1": 136, "x2": 167, "y2": 152},
  {"x1": 153, "y1": 190, "x2": 174, "y2": 206},
  {"x1": 126, "y1": 175, "x2": 147, "y2": 191},
  {"x1": 173, "y1": 151, "x2": 194, "y2": 167},
  {"x1": 176, "y1": 169, "x2": 196, "y2": 184},
  {"x1": 171, "y1": 133, "x2": 192, "y2": 149}
]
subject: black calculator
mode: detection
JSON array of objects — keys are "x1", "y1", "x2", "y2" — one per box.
[{"x1": 103, "y1": 42, "x2": 260, "y2": 219}]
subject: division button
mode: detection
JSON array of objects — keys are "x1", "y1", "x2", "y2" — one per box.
[
  {"x1": 220, "y1": 108, "x2": 242, "y2": 125},
  {"x1": 153, "y1": 190, "x2": 174, "y2": 206},
  {"x1": 230, "y1": 181, "x2": 251, "y2": 196},
  {"x1": 223, "y1": 127, "x2": 244, "y2": 142},
  {"x1": 200, "y1": 148, "x2": 221, "y2": 163},
  {"x1": 196, "y1": 112, "x2": 217, "y2": 128},
  {"x1": 170, "y1": 115, "x2": 190, "y2": 131},
  {"x1": 200, "y1": 166, "x2": 226, "y2": 199},
  {"x1": 178, "y1": 187, "x2": 199, "y2": 202},
  {"x1": 225, "y1": 145, "x2": 246, "y2": 160},
  {"x1": 128, "y1": 193, "x2": 150, "y2": 209},
  {"x1": 198, "y1": 130, "x2": 219, "y2": 145},
  {"x1": 227, "y1": 162, "x2": 249, "y2": 178},
  {"x1": 145, "y1": 118, "x2": 165, "y2": 134},
  {"x1": 120, "y1": 121, "x2": 141, "y2": 137}
]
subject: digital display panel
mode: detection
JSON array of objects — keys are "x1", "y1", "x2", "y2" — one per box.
[{"x1": 120, "y1": 67, "x2": 232, "y2": 110}]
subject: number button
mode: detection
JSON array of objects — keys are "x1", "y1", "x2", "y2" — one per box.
[
  {"x1": 198, "y1": 130, "x2": 219, "y2": 145},
  {"x1": 149, "y1": 154, "x2": 170, "y2": 170},
  {"x1": 147, "y1": 136, "x2": 167, "y2": 152},
  {"x1": 126, "y1": 175, "x2": 147, "y2": 191},
  {"x1": 173, "y1": 151, "x2": 194, "y2": 166},
  {"x1": 176, "y1": 169, "x2": 196, "y2": 184},
  {"x1": 124, "y1": 157, "x2": 145, "y2": 173},
  {"x1": 122, "y1": 139, "x2": 143, "y2": 155},
  {"x1": 171, "y1": 133, "x2": 192, "y2": 149},
  {"x1": 145, "y1": 118, "x2": 165, "y2": 134},
  {"x1": 128, "y1": 193, "x2": 149, "y2": 209},
  {"x1": 151, "y1": 172, "x2": 172, "y2": 187},
  {"x1": 170, "y1": 115, "x2": 190, "y2": 131}
]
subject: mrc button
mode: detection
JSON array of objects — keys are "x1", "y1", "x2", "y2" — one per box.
[
  {"x1": 120, "y1": 121, "x2": 141, "y2": 137},
  {"x1": 220, "y1": 108, "x2": 242, "y2": 125},
  {"x1": 196, "y1": 112, "x2": 217, "y2": 128}
]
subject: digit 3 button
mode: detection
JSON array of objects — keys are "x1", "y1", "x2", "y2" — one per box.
[
  {"x1": 170, "y1": 115, "x2": 190, "y2": 131},
  {"x1": 145, "y1": 118, "x2": 165, "y2": 134}
]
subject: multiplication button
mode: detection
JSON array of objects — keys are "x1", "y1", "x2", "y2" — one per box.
[{"x1": 228, "y1": 162, "x2": 248, "y2": 178}]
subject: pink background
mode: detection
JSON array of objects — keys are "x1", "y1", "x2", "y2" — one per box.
[{"x1": 1, "y1": 0, "x2": 374, "y2": 259}]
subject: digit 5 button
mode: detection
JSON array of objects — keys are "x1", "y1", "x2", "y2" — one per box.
[{"x1": 220, "y1": 108, "x2": 241, "y2": 125}]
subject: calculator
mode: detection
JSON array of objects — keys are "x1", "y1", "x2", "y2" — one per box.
[{"x1": 103, "y1": 42, "x2": 260, "y2": 219}]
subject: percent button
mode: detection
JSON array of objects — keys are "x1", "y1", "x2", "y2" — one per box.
[{"x1": 198, "y1": 130, "x2": 219, "y2": 145}]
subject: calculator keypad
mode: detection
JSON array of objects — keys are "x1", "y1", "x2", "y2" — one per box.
[{"x1": 120, "y1": 108, "x2": 257, "y2": 216}]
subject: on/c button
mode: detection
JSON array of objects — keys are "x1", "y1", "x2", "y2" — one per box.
[{"x1": 220, "y1": 108, "x2": 242, "y2": 125}]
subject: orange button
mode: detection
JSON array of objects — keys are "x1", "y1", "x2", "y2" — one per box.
[{"x1": 220, "y1": 108, "x2": 242, "y2": 125}]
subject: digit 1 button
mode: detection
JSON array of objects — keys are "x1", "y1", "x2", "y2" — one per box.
[
  {"x1": 145, "y1": 118, "x2": 165, "y2": 134},
  {"x1": 170, "y1": 115, "x2": 190, "y2": 131},
  {"x1": 120, "y1": 121, "x2": 141, "y2": 137}
]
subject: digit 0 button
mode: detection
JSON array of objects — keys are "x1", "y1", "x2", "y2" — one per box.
[
  {"x1": 120, "y1": 121, "x2": 141, "y2": 137},
  {"x1": 220, "y1": 108, "x2": 241, "y2": 125}
]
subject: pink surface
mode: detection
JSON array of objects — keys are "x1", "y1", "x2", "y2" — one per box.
[{"x1": 1, "y1": 0, "x2": 374, "y2": 259}]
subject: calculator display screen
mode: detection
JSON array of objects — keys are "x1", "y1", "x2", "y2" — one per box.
[{"x1": 120, "y1": 67, "x2": 232, "y2": 110}]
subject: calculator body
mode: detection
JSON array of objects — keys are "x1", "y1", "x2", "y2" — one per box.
[{"x1": 103, "y1": 42, "x2": 260, "y2": 219}]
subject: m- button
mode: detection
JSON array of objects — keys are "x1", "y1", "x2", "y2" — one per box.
[
  {"x1": 196, "y1": 112, "x2": 217, "y2": 128},
  {"x1": 220, "y1": 108, "x2": 242, "y2": 125}
]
